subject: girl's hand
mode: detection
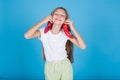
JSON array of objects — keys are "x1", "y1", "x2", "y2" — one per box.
[
  {"x1": 42, "y1": 15, "x2": 53, "y2": 24},
  {"x1": 64, "y1": 19, "x2": 74, "y2": 30}
]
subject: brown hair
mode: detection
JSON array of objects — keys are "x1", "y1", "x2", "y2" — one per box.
[{"x1": 42, "y1": 7, "x2": 74, "y2": 63}]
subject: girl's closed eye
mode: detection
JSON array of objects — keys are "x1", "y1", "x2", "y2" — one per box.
[
  {"x1": 54, "y1": 13, "x2": 58, "y2": 16},
  {"x1": 60, "y1": 14, "x2": 65, "y2": 18}
]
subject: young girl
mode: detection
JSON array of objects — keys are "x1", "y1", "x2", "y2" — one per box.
[{"x1": 24, "y1": 7, "x2": 86, "y2": 80}]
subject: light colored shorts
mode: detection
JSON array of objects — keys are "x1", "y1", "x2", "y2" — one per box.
[{"x1": 44, "y1": 58, "x2": 73, "y2": 80}]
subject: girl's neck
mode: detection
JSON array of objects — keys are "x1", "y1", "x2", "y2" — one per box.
[{"x1": 51, "y1": 24, "x2": 62, "y2": 34}]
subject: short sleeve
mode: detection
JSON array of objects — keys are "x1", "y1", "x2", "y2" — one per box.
[{"x1": 38, "y1": 28, "x2": 45, "y2": 40}]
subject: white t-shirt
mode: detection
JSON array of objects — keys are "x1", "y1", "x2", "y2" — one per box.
[{"x1": 38, "y1": 28, "x2": 69, "y2": 62}]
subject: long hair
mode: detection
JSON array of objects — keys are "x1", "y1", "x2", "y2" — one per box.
[{"x1": 42, "y1": 7, "x2": 74, "y2": 63}]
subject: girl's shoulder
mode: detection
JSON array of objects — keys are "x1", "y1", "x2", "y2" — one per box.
[{"x1": 39, "y1": 27, "x2": 45, "y2": 34}]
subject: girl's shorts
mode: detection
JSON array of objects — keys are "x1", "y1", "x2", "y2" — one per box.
[{"x1": 44, "y1": 58, "x2": 73, "y2": 80}]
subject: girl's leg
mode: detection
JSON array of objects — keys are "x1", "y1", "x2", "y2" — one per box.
[{"x1": 61, "y1": 58, "x2": 73, "y2": 80}]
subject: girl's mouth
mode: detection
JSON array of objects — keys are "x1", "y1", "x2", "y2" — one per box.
[{"x1": 55, "y1": 18, "x2": 61, "y2": 21}]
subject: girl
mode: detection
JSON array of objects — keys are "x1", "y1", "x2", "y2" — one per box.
[{"x1": 24, "y1": 7, "x2": 86, "y2": 80}]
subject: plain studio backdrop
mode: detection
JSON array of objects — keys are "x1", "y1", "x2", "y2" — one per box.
[{"x1": 0, "y1": 0, "x2": 120, "y2": 80}]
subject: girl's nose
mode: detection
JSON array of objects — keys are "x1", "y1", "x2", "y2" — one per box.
[{"x1": 57, "y1": 14, "x2": 61, "y2": 18}]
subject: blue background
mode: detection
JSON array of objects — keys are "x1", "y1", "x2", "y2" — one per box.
[{"x1": 0, "y1": 0, "x2": 120, "y2": 80}]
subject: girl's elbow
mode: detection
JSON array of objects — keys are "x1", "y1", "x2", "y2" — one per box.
[
  {"x1": 79, "y1": 44, "x2": 86, "y2": 50},
  {"x1": 81, "y1": 45, "x2": 86, "y2": 50},
  {"x1": 24, "y1": 34, "x2": 30, "y2": 39}
]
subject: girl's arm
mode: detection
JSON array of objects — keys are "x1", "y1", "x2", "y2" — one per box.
[
  {"x1": 65, "y1": 19, "x2": 86, "y2": 50},
  {"x1": 24, "y1": 16, "x2": 52, "y2": 39}
]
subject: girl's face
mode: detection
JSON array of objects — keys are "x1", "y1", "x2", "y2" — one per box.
[{"x1": 52, "y1": 9, "x2": 66, "y2": 25}]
